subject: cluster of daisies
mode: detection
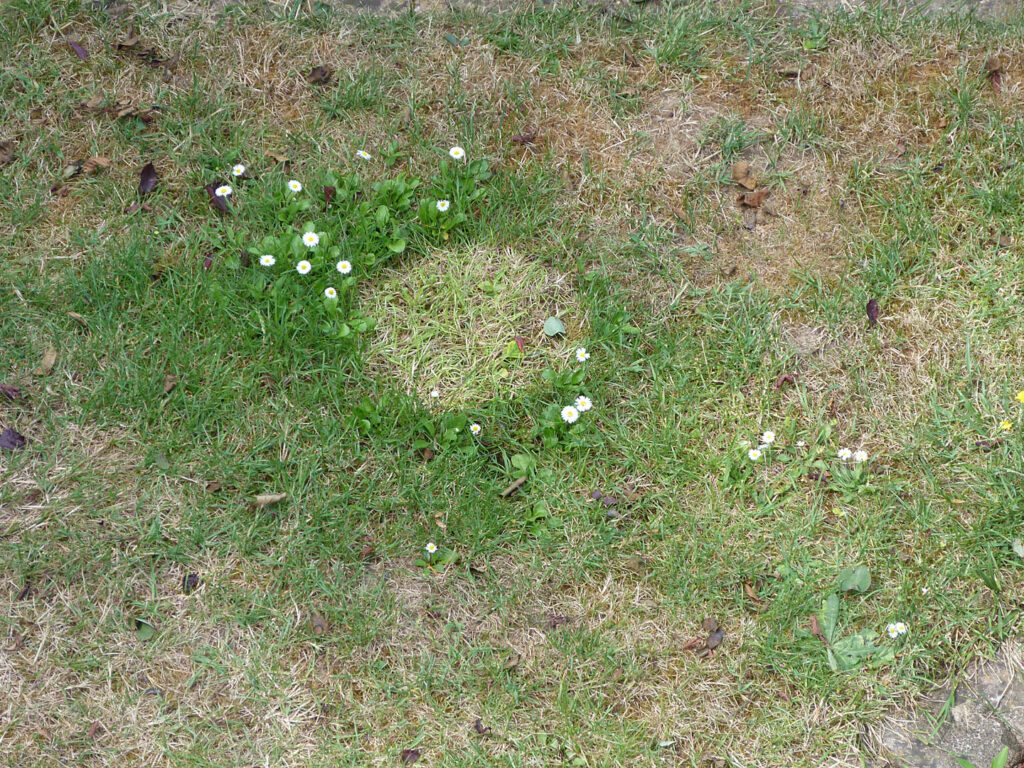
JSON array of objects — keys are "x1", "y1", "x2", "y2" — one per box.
[
  {"x1": 886, "y1": 621, "x2": 908, "y2": 639},
  {"x1": 251, "y1": 146, "x2": 469, "y2": 296},
  {"x1": 746, "y1": 430, "x2": 869, "y2": 463},
  {"x1": 560, "y1": 348, "x2": 594, "y2": 424},
  {"x1": 211, "y1": 163, "x2": 248, "y2": 200}
]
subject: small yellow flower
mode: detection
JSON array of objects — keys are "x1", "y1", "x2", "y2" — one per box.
[
  {"x1": 1000, "y1": 420, "x2": 1012, "y2": 432},
  {"x1": 1017, "y1": 391, "x2": 1024, "y2": 404}
]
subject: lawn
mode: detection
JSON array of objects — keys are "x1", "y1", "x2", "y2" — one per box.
[{"x1": 2, "y1": 0, "x2": 1024, "y2": 765}]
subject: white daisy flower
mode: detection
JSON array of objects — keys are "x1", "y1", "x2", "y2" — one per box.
[
  {"x1": 429, "y1": 389, "x2": 440, "y2": 399},
  {"x1": 886, "y1": 623, "x2": 900, "y2": 639},
  {"x1": 302, "y1": 231, "x2": 320, "y2": 248},
  {"x1": 296, "y1": 260, "x2": 312, "y2": 275},
  {"x1": 287, "y1": 179, "x2": 303, "y2": 193},
  {"x1": 425, "y1": 542, "x2": 438, "y2": 554},
  {"x1": 337, "y1": 260, "x2": 352, "y2": 275},
  {"x1": 470, "y1": 423, "x2": 481, "y2": 436},
  {"x1": 356, "y1": 150, "x2": 372, "y2": 160},
  {"x1": 748, "y1": 448, "x2": 762, "y2": 461},
  {"x1": 796, "y1": 440, "x2": 807, "y2": 448},
  {"x1": 324, "y1": 287, "x2": 338, "y2": 299},
  {"x1": 575, "y1": 347, "x2": 591, "y2": 363},
  {"x1": 259, "y1": 254, "x2": 276, "y2": 267},
  {"x1": 449, "y1": 146, "x2": 466, "y2": 161},
  {"x1": 761, "y1": 430, "x2": 775, "y2": 444},
  {"x1": 921, "y1": 587, "x2": 929, "y2": 595},
  {"x1": 231, "y1": 164, "x2": 245, "y2": 177},
  {"x1": 561, "y1": 405, "x2": 580, "y2": 424},
  {"x1": 575, "y1": 395, "x2": 592, "y2": 412},
  {"x1": 436, "y1": 199, "x2": 450, "y2": 213},
  {"x1": 853, "y1": 449, "x2": 868, "y2": 463},
  {"x1": 837, "y1": 447, "x2": 853, "y2": 461},
  {"x1": 215, "y1": 184, "x2": 232, "y2": 197},
  {"x1": 895, "y1": 622, "x2": 907, "y2": 635}
]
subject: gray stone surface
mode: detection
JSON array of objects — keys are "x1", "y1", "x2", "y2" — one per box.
[{"x1": 868, "y1": 644, "x2": 1024, "y2": 768}]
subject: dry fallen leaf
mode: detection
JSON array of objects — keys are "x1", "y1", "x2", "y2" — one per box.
[
  {"x1": 0, "y1": 384, "x2": 23, "y2": 401},
  {"x1": 67, "y1": 39, "x2": 89, "y2": 61},
  {"x1": 163, "y1": 374, "x2": 179, "y2": 394},
  {"x1": 82, "y1": 156, "x2": 111, "y2": 175},
  {"x1": 182, "y1": 572, "x2": 200, "y2": 594},
  {"x1": 511, "y1": 131, "x2": 537, "y2": 145},
  {"x1": 774, "y1": 372, "x2": 797, "y2": 391},
  {"x1": 0, "y1": 141, "x2": 15, "y2": 166},
  {"x1": 255, "y1": 492, "x2": 288, "y2": 508},
  {"x1": 866, "y1": 298, "x2": 880, "y2": 327},
  {"x1": 67, "y1": 311, "x2": 89, "y2": 331},
  {"x1": 681, "y1": 637, "x2": 705, "y2": 651},
  {"x1": 810, "y1": 614, "x2": 826, "y2": 643},
  {"x1": 205, "y1": 481, "x2": 223, "y2": 493},
  {"x1": 0, "y1": 427, "x2": 27, "y2": 452},
  {"x1": 34, "y1": 348, "x2": 57, "y2": 376},
  {"x1": 310, "y1": 612, "x2": 328, "y2": 636},
  {"x1": 473, "y1": 718, "x2": 491, "y2": 735},
  {"x1": 399, "y1": 748, "x2": 421, "y2": 765},
  {"x1": 86, "y1": 721, "x2": 103, "y2": 740},
  {"x1": 308, "y1": 65, "x2": 333, "y2": 85},
  {"x1": 738, "y1": 188, "x2": 771, "y2": 208},
  {"x1": 701, "y1": 616, "x2": 720, "y2": 633},
  {"x1": 731, "y1": 161, "x2": 757, "y2": 191},
  {"x1": 138, "y1": 162, "x2": 158, "y2": 195},
  {"x1": 324, "y1": 185, "x2": 336, "y2": 207},
  {"x1": 706, "y1": 627, "x2": 725, "y2": 650}
]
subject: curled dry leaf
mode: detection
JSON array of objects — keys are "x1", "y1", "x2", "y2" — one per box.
[
  {"x1": 399, "y1": 749, "x2": 421, "y2": 765},
  {"x1": 706, "y1": 627, "x2": 725, "y2": 650},
  {"x1": 0, "y1": 384, "x2": 24, "y2": 401},
  {"x1": 0, "y1": 141, "x2": 15, "y2": 166},
  {"x1": 138, "y1": 162, "x2": 158, "y2": 195},
  {"x1": 310, "y1": 612, "x2": 328, "y2": 636},
  {"x1": 473, "y1": 718, "x2": 491, "y2": 735},
  {"x1": 324, "y1": 185, "x2": 336, "y2": 207},
  {"x1": 82, "y1": 156, "x2": 111, "y2": 175},
  {"x1": 774, "y1": 372, "x2": 798, "y2": 390},
  {"x1": 182, "y1": 572, "x2": 199, "y2": 594},
  {"x1": 682, "y1": 637, "x2": 705, "y2": 651},
  {"x1": 163, "y1": 374, "x2": 179, "y2": 394},
  {"x1": 67, "y1": 311, "x2": 89, "y2": 330},
  {"x1": 0, "y1": 427, "x2": 27, "y2": 451},
  {"x1": 308, "y1": 65, "x2": 333, "y2": 85},
  {"x1": 701, "y1": 616, "x2": 719, "y2": 633},
  {"x1": 255, "y1": 492, "x2": 288, "y2": 508},
  {"x1": 205, "y1": 183, "x2": 230, "y2": 214},
  {"x1": 738, "y1": 188, "x2": 771, "y2": 208},
  {"x1": 511, "y1": 131, "x2": 537, "y2": 145},
  {"x1": 731, "y1": 161, "x2": 757, "y2": 191},
  {"x1": 205, "y1": 481, "x2": 222, "y2": 493},
  {"x1": 866, "y1": 298, "x2": 879, "y2": 327},
  {"x1": 34, "y1": 348, "x2": 57, "y2": 376}
]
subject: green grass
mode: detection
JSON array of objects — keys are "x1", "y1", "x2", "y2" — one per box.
[{"x1": 3, "y1": 0, "x2": 1024, "y2": 765}]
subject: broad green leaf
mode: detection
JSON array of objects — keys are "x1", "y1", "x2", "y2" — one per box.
[
  {"x1": 819, "y1": 593, "x2": 840, "y2": 644},
  {"x1": 838, "y1": 565, "x2": 871, "y2": 593},
  {"x1": 134, "y1": 618, "x2": 157, "y2": 641},
  {"x1": 543, "y1": 317, "x2": 566, "y2": 337}
]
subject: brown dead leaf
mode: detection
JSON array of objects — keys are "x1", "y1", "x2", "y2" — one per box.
[
  {"x1": 866, "y1": 298, "x2": 879, "y2": 327},
  {"x1": 67, "y1": 311, "x2": 89, "y2": 331},
  {"x1": 0, "y1": 141, "x2": 14, "y2": 166},
  {"x1": 82, "y1": 156, "x2": 111, "y2": 175},
  {"x1": 308, "y1": 65, "x2": 333, "y2": 85},
  {"x1": 0, "y1": 384, "x2": 23, "y2": 401},
  {"x1": 682, "y1": 637, "x2": 705, "y2": 651},
  {"x1": 738, "y1": 188, "x2": 771, "y2": 208},
  {"x1": 731, "y1": 161, "x2": 757, "y2": 190},
  {"x1": 473, "y1": 718, "x2": 491, "y2": 735},
  {"x1": 5, "y1": 632, "x2": 26, "y2": 652},
  {"x1": 33, "y1": 348, "x2": 57, "y2": 376},
  {"x1": 138, "y1": 162, "x2": 158, "y2": 195},
  {"x1": 546, "y1": 614, "x2": 573, "y2": 630},
  {"x1": 743, "y1": 583, "x2": 763, "y2": 605},
  {"x1": 511, "y1": 131, "x2": 536, "y2": 145},
  {"x1": 254, "y1": 492, "x2": 288, "y2": 508},
  {"x1": 310, "y1": 612, "x2": 329, "y2": 636},
  {"x1": 774, "y1": 372, "x2": 797, "y2": 391},
  {"x1": 399, "y1": 748, "x2": 421, "y2": 765},
  {"x1": 324, "y1": 185, "x2": 336, "y2": 207},
  {"x1": 502, "y1": 653, "x2": 521, "y2": 671},
  {"x1": 810, "y1": 614, "x2": 825, "y2": 643},
  {"x1": 67, "y1": 40, "x2": 89, "y2": 61},
  {"x1": 706, "y1": 627, "x2": 725, "y2": 650},
  {"x1": 163, "y1": 374, "x2": 179, "y2": 394},
  {"x1": 985, "y1": 55, "x2": 1004, "y2": 91},
  {"x1": 701, "y1": 616, "x2": 719, "y2": 633},
  {"x1": 975, "y1": 439, "x2": 1005, "y2": 452},
  {"x1": 205, "y1": 481, "x2": 222, "y2": 493},
  {"x1": 86, "y1": 721, "x2": 103, "y2": 740}
]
